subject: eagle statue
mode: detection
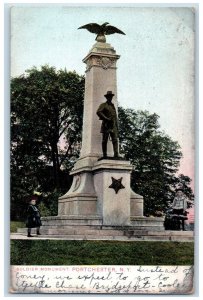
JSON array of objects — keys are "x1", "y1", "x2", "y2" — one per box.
[{"x1": 78, "y1": 22, "x2": 125, "y2": 43}]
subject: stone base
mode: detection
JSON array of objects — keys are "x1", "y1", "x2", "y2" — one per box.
[
  {"x1": 58, "y1": 172, "x2": 97, "y2": 216},
  {"x1": 39, "y1": 215, "x2": 164, "y2": 232},
  {"x1": 93, "y1": 159, "x2": 133, "y2": 226},
  {"x1": 41, "y1": 215, "x2": 103, "y2": 227},
  {"x1": 16, "y1": 215, "x2": 193, "y2": 242},
  {"x1": 58, "y1": 158, "x2": 144, "y2": 227},
  {"x1": 130, "y1": 216, "x2": 165, "y2": 230},
  {"x1": 131, "y1": 191, "x2": 144, "y2": 217}
]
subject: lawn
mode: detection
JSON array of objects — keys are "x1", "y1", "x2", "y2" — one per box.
[
  {"x1": 10, "y1": 240, "x2": 194, "y2": 265},
  {"x1": 10, "y1": 221, "x2": 25, "y2": 233}
]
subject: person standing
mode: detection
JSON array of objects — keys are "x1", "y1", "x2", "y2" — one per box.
[
  {"x1": 172, "y1": 188, "x2": 188, "y2": 230},
  {"x1": 26, "y1": 193, "x2": 42, "y2": 237}
]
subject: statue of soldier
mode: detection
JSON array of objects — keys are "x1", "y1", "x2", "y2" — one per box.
[{"x1": 96, "y1": 91, "x2": 119, "y2": 159}]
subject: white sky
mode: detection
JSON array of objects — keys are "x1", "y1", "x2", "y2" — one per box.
[{"x1": 10, "y1": 5, "x2": 195, "y2": 189}]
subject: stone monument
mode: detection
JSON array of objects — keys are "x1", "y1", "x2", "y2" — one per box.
[
  {"x1": 40, "y1": 24, "x2": 164, "y2": 234},
  {"x1": 57, "y1": 36, "x2": 146, "y2": 226}
]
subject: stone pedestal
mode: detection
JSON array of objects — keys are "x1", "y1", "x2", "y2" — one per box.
[
  {"x1": 58, "y1": 172, "x2": 97, "y2": 216},
  {"x1": 93, "y1": 160, "x2": 132, "y2": 226},
  {"x1": 131, "y1": 191, "x2": 144, "y2": 217},
  {"x1": 58, "y1": 158, "x2": 144, "y2": 226}
]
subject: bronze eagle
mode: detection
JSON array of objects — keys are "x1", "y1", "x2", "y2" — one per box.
[{"x1": 78, "y1": 22, "x2": 125, "y2": 42}]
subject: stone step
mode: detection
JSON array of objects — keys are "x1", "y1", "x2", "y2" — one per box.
[
  {"x1": 41, "y1": 216, "x2": 164, "y2": 230},
  {"x1": 124, "y1": 230, "x2": 194, "y2": 236},
  {"x1": 17, "y1": 227, "x2": 146, "y2": 235},
  {"x1": 11, "y1": 232, "x2": 194, "y2": 242},
  {"x1": 18, "y1": 227, "x2": 124, "y2": 236},
  {"x1": 41, "y1": 225, "x2": 163, "y2": 232},
  {"x1": 17, "y1": 227, "x2": 194, "y2": 240},
  {"x1": 41, "y1": 215, "x2": 103, "y2": 226},
  {"x1": 17, "y1": 227, "x2": 147, "y2": 236}
]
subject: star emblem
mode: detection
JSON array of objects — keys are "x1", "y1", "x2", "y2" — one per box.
[{"x1": 108, "y1": 177, "x2": 125, "y2": 194}]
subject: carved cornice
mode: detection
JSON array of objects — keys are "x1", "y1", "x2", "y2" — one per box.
[
  {"x1": 96, "y1": 56, "x2": 116, "y2": 70},
  {"x1": 85, "y1": 54, "x2": 119, "y2": 72}
]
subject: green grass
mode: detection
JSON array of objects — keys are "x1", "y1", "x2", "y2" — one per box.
[
  {"x1": 10, "y1": 240, "x2": 194, "y2": 265},
  {"x1": 10, "y1": 221, "x2": 25, "y2": 233}
]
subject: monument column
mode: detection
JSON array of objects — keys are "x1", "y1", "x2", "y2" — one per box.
[{"x1": 73, "y1": 41, "x2": 120, "y2": 171}]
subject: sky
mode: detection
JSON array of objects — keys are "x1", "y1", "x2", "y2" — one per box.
[{"x1": 10, "y1": 5, "x2": 195, "y2": 190}]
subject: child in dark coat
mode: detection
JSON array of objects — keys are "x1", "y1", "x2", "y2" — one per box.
[{"x1": 26, "y1": 194, "x2": 42, "y2": 237}]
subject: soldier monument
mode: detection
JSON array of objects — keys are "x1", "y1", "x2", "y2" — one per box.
[{"x1": 41, "y1": 23, "x2": 164, "y2": 232}]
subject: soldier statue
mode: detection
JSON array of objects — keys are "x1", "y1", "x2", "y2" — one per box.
[{"x1": 97, "y1": 91, "x2": 120, "y2": 159}]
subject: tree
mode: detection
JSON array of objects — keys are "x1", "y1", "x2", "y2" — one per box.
[
  {"x1": 11, "y1": 66, "x2": 84, "y2": 219},
  {"x1": 118, "y1": 107, "x2": 194, "y2": 215},
  {"x1": 11, "y1": 67, "x2": 194, "y2": 220}
]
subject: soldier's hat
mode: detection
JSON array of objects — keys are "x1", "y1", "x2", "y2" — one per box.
[{"x1": 104, "y1": 91, "x2": 115, "y2": 98}]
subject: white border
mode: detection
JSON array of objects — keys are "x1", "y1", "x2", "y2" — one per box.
[{"x1": 1, "y1": 1, "x2": 201, "y2": 299}]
